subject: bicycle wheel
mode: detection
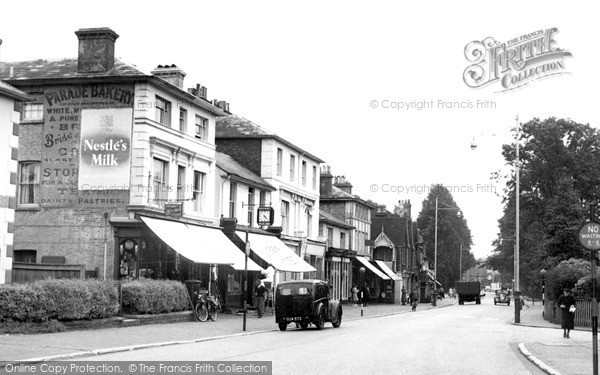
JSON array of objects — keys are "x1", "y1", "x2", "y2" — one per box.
[
  {"x1": 210, "y1": 304, "x2": 218, "y2": 321},
  {"x1": 195, "y1": 302, "x2": 209, "y2": 322}
]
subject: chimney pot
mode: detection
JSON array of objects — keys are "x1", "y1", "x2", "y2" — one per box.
[{"x1": 151, "y1": 64, "x2": 186, "y2": 89}]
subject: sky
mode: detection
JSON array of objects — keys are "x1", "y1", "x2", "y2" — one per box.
[{"x1": 0, "y1": 1, "x2": 598, "y2": 259}]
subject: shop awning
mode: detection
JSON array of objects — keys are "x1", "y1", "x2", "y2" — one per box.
[
  {"x1": 355, "y1": 256, "x2": 390, "y2": 280},
  {"x1": 141, "y1": 216, "x2": 262, "y2": 271},
  {"x1": 236, "y1": 231, "x2": 316, "y2": 273},
  {"x1": 374, "y1": 260, "x2": 400, "y2": 281}
]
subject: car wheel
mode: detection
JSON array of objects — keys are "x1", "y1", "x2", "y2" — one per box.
[
  {"x1": 507, "y1": 301, "x2": 510, "y2": 306},
  {"x1": 315, "y1": 307, "x2": 326, "y2": 330},
  {"x1": 278, "y1": 321, "x2": 287, "y2": 331},
  {"x1": 299, "y1": 321, "x2": 309, "y2": 330},
  {"x1": 332, "y1": 308, "x2": 342, "y2": 328}
]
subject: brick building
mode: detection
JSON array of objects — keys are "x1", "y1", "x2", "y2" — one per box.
[
  {"x1": 0, "y1": 81, "x2": 30, "y2": 283},
  {"x1": 0, "y1": 28, "x2": 254, "y2": 289}
]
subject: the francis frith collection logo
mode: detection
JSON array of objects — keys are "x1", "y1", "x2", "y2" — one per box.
[{"x1": 463, "y1": 27, "x2": 572, "y2": 92}]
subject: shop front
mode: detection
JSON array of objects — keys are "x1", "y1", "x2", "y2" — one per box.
[
  {"x1": 115, "y1": 215, "x2": 263, "y2": 310},
  {"x1": 234, "y1": 230, "x2": 316, "y2": 306},
  {"x1": 373, "y1": 260, "x2": 400, "y2": 303},
  {"x1": 325, "y1": 248, "x2": 355, "y2": 302},
  {"x1": 353, "y1": 256, "x2": 391, "y2": 304}
]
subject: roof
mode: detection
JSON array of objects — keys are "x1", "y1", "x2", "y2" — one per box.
[
  {"x1": 216, "y1": 152, "x2": 276, "y2": 191},
  {"x1": 0, "y1": 81, "x2": 31, "y2": 101},
  {"x1": 320, "y1": 185, "x2": 378, "y2": 208},
  {"x1": 0, "y1": 59, "x2": 225, "y2": 116},
  {"x1": 319, "y1": 210, "x2": 355, "y2": 229},
  {"x1": 370, "y1": 215, "x2": 409, "y2": 248},
  {"x1": 216, "y1": 115, "x2": 325, "y2": 163},
  {"x1": 0, "y1": 59, "x2": 147, "y2": 80}
]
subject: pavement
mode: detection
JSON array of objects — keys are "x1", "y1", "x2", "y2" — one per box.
[
  {"x1": 515, "y1": 301, "x2": 593, "y2": 375},
  {"x1": 0, "y1": 296, "x2": 594, "y2": 375}
]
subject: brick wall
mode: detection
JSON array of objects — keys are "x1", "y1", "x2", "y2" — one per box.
[{"x1": 216, "y1": 139, "x2": 262, "y2": 176}]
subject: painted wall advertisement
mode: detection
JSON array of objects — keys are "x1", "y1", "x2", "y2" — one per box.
[{"x1": 41, "y1": 84, "x2": 134, "y2": 207}]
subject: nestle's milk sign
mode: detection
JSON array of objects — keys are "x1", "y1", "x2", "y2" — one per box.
[{"x1": 78, "y1": 108, "x2": 132, "y2": 190}]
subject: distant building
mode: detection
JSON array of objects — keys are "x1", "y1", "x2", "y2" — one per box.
[
  {"x1": 370, "y1": 202, "x2": 424, "y2": 303},
  {"x1": 0, "y1": 82, "x2": 30, "y2": 283},
  {"x1": 319, "y1": 166, "x2": 383, "y2": 300}
]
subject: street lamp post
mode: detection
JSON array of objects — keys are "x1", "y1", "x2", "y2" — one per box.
[
  {"x1": 434, "y1": 197, "x2": 438, "y2": 307},
  {"x1": 515, "y1": 115, "x2": 521, "y2": 324}
]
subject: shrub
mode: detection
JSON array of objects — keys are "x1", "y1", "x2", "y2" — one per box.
[
  {"x1": 0, "y1": 279, "x2": 118, "y2": 322},
  {"x1": 121, "y1": 279, "x2": 189, "y2": 315},
  {"x1": 547, "y1": 258, "x2": 590, "y2": 300},
  {"x1": 572, "y1": 275, "x2": 600, "y2": 300}
]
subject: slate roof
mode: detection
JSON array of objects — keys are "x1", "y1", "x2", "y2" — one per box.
[
  {"x1": 371, "y1": 215, "x2": 409, "y2": 248},
  {"x1": 321, "y1": 185, "x2": 378, "y2": 208},
  {"x1": 0, "y1": 59, "x2": 225, "y2": 116},
  {"x1": 216, "y1": 152, "x2": 276, "y2": 191},
  {"x1": 0, "y1": 81, "x2": 30, "y2": 101},
  {"x1": 216, "y1": 115, "x2": 325, "y2": 163},
  {"x1": 0, "y1": 59, "x2": 147, "y2": 81},
  {"x1": 319, "y1": 210, "x2": 355, "y2": 229}
]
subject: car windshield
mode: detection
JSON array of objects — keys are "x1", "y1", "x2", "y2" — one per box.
[{"x1": 278, "y1": 283, "x2": 313, "y2": 296}]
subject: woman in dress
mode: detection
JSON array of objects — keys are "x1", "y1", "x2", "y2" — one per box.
[{"x1": 557, "y1": 288, "x2": 576, "y2": 338}]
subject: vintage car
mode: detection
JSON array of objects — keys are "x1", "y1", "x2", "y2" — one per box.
[
  {"x1": 275, "y1": 279, "x2": 342, "y2": 331},
  {"x1": 494, "y1": 289, "x2": 511, "y2": 305}
]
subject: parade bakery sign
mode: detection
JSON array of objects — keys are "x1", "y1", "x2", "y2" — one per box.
[{"x1": 42, "y1": 84, "x2": 134, "y2": 207}]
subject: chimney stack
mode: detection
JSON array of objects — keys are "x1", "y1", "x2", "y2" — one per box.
[
  {"x1": 320, "y1": 165, "x2": 333, "y2": 196},
  {"x1": 75, "y1": 27, "x2": 119, "y2": 73},
  {"x1": 333, "y1": 175, "x2": 353, "y2": 194},
  {"x1": 151, "y1": 64, "x2": 186, "y2": 89}
]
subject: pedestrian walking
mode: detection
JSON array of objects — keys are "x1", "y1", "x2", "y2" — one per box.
[
  {"x1": 410, "y1": 288, "x2": 420, "y2": 312},
  {"x1": 401, "y1": 288, "x2": 407, "y2": 306},
  {"x1": 363, "y1": 283, "x2": 371, "y2": 307},
  {"x1": 351, "y1": 285, "x2": 359, "y2": 306},
  {"x1": 255, "y1": 277, "x2": 268, "y2": 318},
  {"x1": 557, "y1": 288, "x2": 576, "y2": 338}
]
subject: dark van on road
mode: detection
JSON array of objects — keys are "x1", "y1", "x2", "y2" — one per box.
[{"x1": 275, "y1": 279, "x2": 343, "y2": 331}]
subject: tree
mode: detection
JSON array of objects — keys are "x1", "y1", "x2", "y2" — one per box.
[
  {"x1": 417, "y1": 184, "x2": 474, "y2": 290},
  {"x1": 491, "y1": 118, "x2": 600, "y2": 294}
]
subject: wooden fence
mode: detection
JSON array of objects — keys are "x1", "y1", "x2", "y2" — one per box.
[
  {"x1": 544, "y1": 300, "x2": 599, "y2": 327},
  {"x1": 11, "y1": 262, "x2": 85, "y2": 283}
]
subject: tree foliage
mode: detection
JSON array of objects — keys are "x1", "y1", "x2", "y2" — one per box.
[
  {"x1": 417, "y1": 184, "x2": 474, "y2": 290},
  {"x1": 489, "y1": 117, "x2": 600, "y2": 294},
  {"x1": 546, "y1": 258, "x2": 589, "y2": 300}
]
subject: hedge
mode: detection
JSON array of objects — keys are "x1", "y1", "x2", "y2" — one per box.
[
  {"x1": 121, "y1": 279, "x2": 190, "y2": 315},
  {"x1": 0, "y1": 278, "x2": 190, "y2": 322},
  {"x1": 0, "y1": 279, "x2": 119, "y2": 322}
]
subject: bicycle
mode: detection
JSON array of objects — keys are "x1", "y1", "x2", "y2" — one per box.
[{"x1": 194, "y1": 292, "x2": 220, "y2": 322}]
